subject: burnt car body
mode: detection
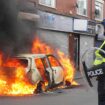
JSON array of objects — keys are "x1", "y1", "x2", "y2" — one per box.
[{"x1": 15, "y1": 54, "x2": 64, "y2": 91}]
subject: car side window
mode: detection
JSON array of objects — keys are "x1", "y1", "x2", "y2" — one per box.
[
  {"x1": 3, "y1": 58, "x2": 28, "y2": 68},
  {"x1": 43, "y1": 58, "x2": 49, "y2": 68},
  {"x1": 35, "y1": 58, "x2": 45, "y2": 77},
  {"x1": 48, "y1": 56, "x2": 60, "y2": 67},
  {"x1": 18, "y1": 59, "x2": 28, "y2": 68}
]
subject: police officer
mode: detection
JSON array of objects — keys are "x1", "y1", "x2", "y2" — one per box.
[{"x1": 94, "y1": 19, "x2": 105, "y2": 105}]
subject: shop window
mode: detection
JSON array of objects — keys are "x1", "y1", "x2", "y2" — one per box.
[
  {"x1": 77, "y1": 0, "x2": 88, "y2": 16},
  {"x1": 95, "y1": 0, "x2": 104, "y2": 21},
  {"x1": 39, "y1": 0, "x2": 56, "y2": 8}
]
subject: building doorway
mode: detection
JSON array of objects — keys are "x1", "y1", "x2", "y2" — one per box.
[{"x1": 69, "y1": 34, "x2": 79, "y2": 70}]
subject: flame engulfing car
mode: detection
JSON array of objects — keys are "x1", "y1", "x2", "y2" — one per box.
[{"x1": 16, "y1": 54, "x2": 64, "y2": 93}]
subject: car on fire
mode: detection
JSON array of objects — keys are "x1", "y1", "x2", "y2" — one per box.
[{"x1": 15, "y1": 54, "x2": 64, "y2": 92}]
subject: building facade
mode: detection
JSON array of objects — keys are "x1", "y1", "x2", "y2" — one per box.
[{"x1": 19, "y1": 0, "x2": 105, "y2": 71}]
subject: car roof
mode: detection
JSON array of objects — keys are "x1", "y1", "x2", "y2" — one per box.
[{"x1": 15, "y1": 54, "x2": 48, "y2": 59}]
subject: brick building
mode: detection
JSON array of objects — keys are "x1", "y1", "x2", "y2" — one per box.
[{"x1": 18, "y1": 0, "x2": 105, "y2": 71}]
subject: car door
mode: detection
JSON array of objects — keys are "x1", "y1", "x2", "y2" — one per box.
[{"x1": 47, "y1": 55, "x2": 64, "y2": 85}]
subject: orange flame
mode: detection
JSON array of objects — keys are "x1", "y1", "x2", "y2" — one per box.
[
  {"x1": 32, "y1": 37, "x2": 77, "y2": 85},
  {"x1": 0, "y1": 57, "x2": 36, "y2": 96},
  {"x1": 0, "y1": 52, "x2": 3, "y2": 66},
  {"x1": 0, "y1": 37, "x2": 78, "y2": 96}
]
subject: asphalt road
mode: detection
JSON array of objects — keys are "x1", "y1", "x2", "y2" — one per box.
[{"x1": 0, "y1": 78, "x2": 98, "y2": 105}]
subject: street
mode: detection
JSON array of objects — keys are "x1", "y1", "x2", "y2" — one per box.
[
  {"x1": 0, "y1": 79, "x2": 98, "y2": 105},
  {"x1": 0, "y1": 0, "x2": 104, "y2": 105}
]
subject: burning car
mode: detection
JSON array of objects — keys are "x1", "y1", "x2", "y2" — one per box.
[
  {"x1": 0, "y1": 36, "x2": 77, "y2": 96},
  {"x1": 0, "y1": 35, "x2": 78, "y2": 96},
  {"x1": 15, "y1": 54, "x2": 64, "y2": 93}
]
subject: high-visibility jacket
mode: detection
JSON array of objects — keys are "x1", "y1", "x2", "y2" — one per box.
[
  {"x1": 94, "y1": 41, "x2": 105, "y2": 65},
  {"x1": 94, "y1": 41, "x2": 105, "y2": 105}
]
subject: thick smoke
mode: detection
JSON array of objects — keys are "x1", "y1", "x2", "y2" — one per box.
[{"x1": 0, "y1": 0, "x2": 36, "y2": 57}]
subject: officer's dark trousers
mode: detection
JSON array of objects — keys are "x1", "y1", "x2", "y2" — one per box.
[{"x1": 98, "y1": 76, "x2": 105, "y2": 105}]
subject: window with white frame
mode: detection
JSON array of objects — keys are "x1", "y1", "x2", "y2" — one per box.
[
  {"x1": 39, "y1": 0, "x2": 56, "y2": 8},
  {"x1": 77, "y1": 0, "x2": 88, "y2": 16},
  {"x1": 95, "y1": 0, "x2": 104, "y2": 21}
]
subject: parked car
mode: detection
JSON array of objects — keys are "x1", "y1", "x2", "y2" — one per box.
[{"x1": 15, "y1": 54, "x2": 64, "y2": 92}]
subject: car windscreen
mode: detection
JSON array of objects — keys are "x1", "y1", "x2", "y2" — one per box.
[{"x1": 47, "y1": 55, "x2": 61, "y2": 67}]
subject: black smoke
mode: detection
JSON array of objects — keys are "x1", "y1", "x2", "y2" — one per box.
[{"x1": 0, "y1": 0, "x2": 36, "y2": 57}]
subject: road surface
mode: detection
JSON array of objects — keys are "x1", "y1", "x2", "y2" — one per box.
[{"x1": 0, "y1": 78, "x2": 98, "y2": 105}]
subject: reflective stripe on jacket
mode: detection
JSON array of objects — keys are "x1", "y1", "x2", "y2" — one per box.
[{"x1": 94, "y1": 41, "x2": 105, "y2": 65}]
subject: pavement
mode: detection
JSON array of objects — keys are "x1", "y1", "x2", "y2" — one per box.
[{"x1": 0, "y1": 78, "x2": 98, "y2": 105}]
